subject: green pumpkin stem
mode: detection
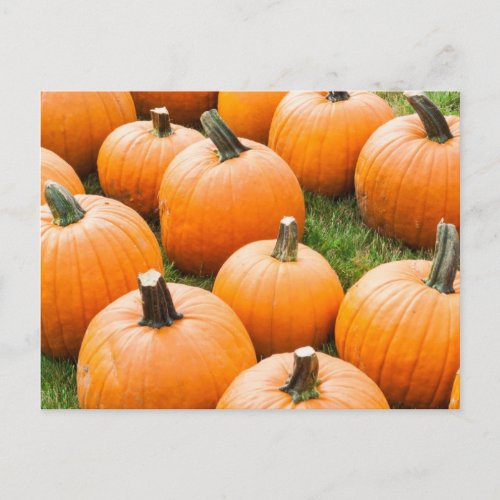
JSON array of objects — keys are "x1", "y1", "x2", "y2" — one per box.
[
  {"x1": 200, "y1": 109, "x2": 250, "y2": 162},
  {"x1": 44, "y1": 180, "x2": 86, "y2": 226},
  {"x1": 404, "y1": 91, "x2": 453, "y2": 144},
  {"x1": 326, "y1": 91, "x2": 350, "y2": 102},
  {"x1": 271, "y1": 216, "x2": 298, "y2": 262},
  {"x1": 424, "y1": 221, "x2": 459, "y2": 294},
  {"x1": 279, "y1": 346, "x2": 321, "y2": 404},
  {"x1": 151, "y1": 107, "x2": 173, "y2": 137},
  {"x1": 138, "y1": 269, "x2": 183, "y2": 328}
]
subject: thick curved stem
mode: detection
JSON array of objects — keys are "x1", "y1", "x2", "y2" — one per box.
[
  {"x1": 326, "y1": 91, "x2": 350, "y2": 102},
  {"x1": 404, "y1": 91, "x2": 453, "y2": 143},
  {"x1": 200, "y1": 109, "x2": 250, "y2": 162},
  {"x1": 151, "y1": 107, "x2": 173, "y2": 137},
  {"x1": 138, "y1": 269, "x2": 183, "y2": 328},
  {"x1": 424, "y1": 221, "x2": 459, "y2": 294},
  {"x1": 271, "y1": 216, "x2": 298, "y2": 262},
  {"x1": 44, "y1": 180, "x2": 85, "y2": 226},
  {"x1": 279, "y1": 346, "x2": 321, "y2": 404}
]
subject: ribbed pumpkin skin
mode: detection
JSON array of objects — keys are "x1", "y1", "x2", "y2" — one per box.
[
  {"x1": 159, "y1": 139, "x2": 305, "y2": 275},
  {"x1": 217, "y1": 351, "x2": 389, "y2": 409},
  {"x1": 268, "y1": 91, "x2": 394, "y2": 196},
  {"x1": 355, "y1": 115, "x2": 460, "y2": 249},
  {"x1": 130, "y1": 91, "x2": 218, "y2": 122},
  {"x1": 77, "y1": 284, "x2": 257, "y2": 409},
  {"x1": 449, "y1": 370, "x2": 460, "y2": 409},
  {"x1": 213, "y1": 241, "x2": 344, "y2": 358},
  {"x1": 97, "y1": 120, "x2": 204, "y2": 217},
  {"x1": 41, "y1": 92, "x2": 136, "y2": 178},
  {"x1": 41, "y1": 195, "x2": 163, "y2": 358},
  {"x1": 335, "y1": 260, "x2": 460, "y2": 409},
  {"x1": 41, "y1": 148, "x2": 84, "y2": 204},
  {"x1": 218, "y1": 91, "x2": 287, "y2": 144}
]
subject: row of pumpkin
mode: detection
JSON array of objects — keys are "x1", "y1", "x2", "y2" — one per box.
[{"x1": 40, "y1": 90, "x2": 460, "y2": 409}]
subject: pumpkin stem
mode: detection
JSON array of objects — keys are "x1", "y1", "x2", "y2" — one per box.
[
  {"x1": 404, "y1": 91, "x2": 453, "y2": 144},
  {"x1": 151, "y1": 107, "x2": 173, "y2": 137},
  {"x1": 279, "y1": 346, "x2": 321, "y2": 404},
  {"x1": 138, "y1": 269, "x2": 183, "y2": 328},
  {"x1": 200, "y1": 109, "x2": 250, "y2": 162},
  {"x1": 326, "y1": 91, "x2": 350, "y2": 102},
  {"x1": 424, "y1": 220, "x2": 459, "y2": 294},
  {"x1": 44, "y1": 180, "x2": 86, "y2": 226},
  {"x1": 271, "y1": 216, "x2": 298, "y2": 262}
]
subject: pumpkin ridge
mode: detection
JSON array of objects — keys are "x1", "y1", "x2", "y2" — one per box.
[{"x1": 135, "y1": 131, "x2": 158, "y2": 211}]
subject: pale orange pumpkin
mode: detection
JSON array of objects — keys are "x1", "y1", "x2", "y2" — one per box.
[{"x1": 77, "y1": 269, "x2": 257, "y2": 409}]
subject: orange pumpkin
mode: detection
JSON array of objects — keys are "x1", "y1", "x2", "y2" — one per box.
[
  {"x1": 41, "y1": 148, "x2": 84, "y2": 204},
  {"x1": 355, "y1": 91, "x2": 460, "y2": 248},
  {"x1": 268, "y1": 91, "x2": 394, "y2": 196},
  {"x1": 217, "y1": 346, "x2": 389, "y2": 409},
  {"x1": 130, "y1": 91, "x2": 218, "y2": 123},
  {"x1": 218, "y1": 91, "x2": 287, "y2": 144},
  {"x1": 41, "y1": 92, "x2": 136, "y2": 178},
  {"x1": 41, "y1": 182, "x2": 163, "y2": 358},
  {"x1": 213, "y1": 216, "x2": 344, "y2": 358},
  {"x1": 97, "y1": 108, "x2": 204, "y2": 217},
  {"x1": 449, "y1": 370, "x2": 460, "y2": 409},
  {"x1": 159, "y1": 110, "x2": 305, "y2": 276},
  {"x1": 77, "y1": 269, "x2": 256, "y2": 408},
  {"x1": 335, "y1": 221, "x2": 460, "y2": 409}
]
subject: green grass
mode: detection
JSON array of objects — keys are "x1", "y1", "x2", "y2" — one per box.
[{"x1": 41, "y1": 91, "x2": 460, "y2": 409}]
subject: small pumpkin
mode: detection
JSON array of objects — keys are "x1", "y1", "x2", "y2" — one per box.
[
  {"x1": 130, "y1": 91, "x2": 218, "y2": 123},
  {"x1": 77, "y1": 269, "x2": 257, "y2": 409},
  {"x1": 268, "y1": 91, "x2": 394, "y2": 196},
  {"x1": 335, "y1": 221, "x2": 460, "y2": 409},
  {"x1": 97, "y1": 108, "x2": 204, "y2": 217},
  {"x1": 449, "y1": 370, "x2": 460, "y2": 409},
  {"x1": 218, "y1": 91, "x2": 287, "y2": 144},
  {"x1": 41, "y1": 148, "x2": 84, "y2": 204},
  {"x1": 217, "y1": 346, "x2": 389, "y2": 409},
  {"x1": 41, "y1": 182, "x2": 163, "y2": 358},
  {"x1": 355, "y1": 91, "x2": 460, "y2": 248},
  {"x1": 41, "y1": 92, "x2": 136, "y2": 178},
  {"x1": 213, "y1": 216, "x2": 344, "y2": 358},
  {"x1": 159, "y1": 109, "x2": 305, "y2": 276}
]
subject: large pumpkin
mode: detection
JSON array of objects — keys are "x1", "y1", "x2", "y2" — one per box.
[
  {"x1": 78, "y1": 269, "x2": 257, "y2": 409},
  {"x1": 217, "y1": 346, "x2": 389, "y2": 409},
  {"x1": 41, "y1": 148, "x2": 84, "y2": 204},
  {"x1": 97, "y1": 108, "x2": 204, "y2": 217},
  {"x1": 41, "y1": 182, "x2": 163, "y2": 358},
  {"x1": 449, "y1": 370, "x2": 460, "y2": 409},
  {"x1": 218, "y1": 91, "x2": 287, "y2": 144},
  {"x1": 130, "y1": 91, "x2": 218, "y2": 123},
  {"x1": 41, "y1": 92, "x2": 136, "y2": 178},
  {"x1": 268, "y1": 91, "x2": 394, "y2": 196},
  {"x1": 213, "y1": 216, "x2": 344, "y2": 358},
  {"x1": 159, "y1": 110, "x2": 305, "y2": 276},
  {"x1": 335, "y1": 221, "x2": 460, "y2": 409},
  {"x1": 355, "y1": 91, "x2": 460, "y2": 248}
]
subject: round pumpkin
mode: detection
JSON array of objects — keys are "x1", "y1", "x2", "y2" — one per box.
[
  {"x1": 449, "y1": 370, "x2": 460, "y2": 409},
  {"x1": 159, "y1": 109, "x2": 305, "y2": 276},
  {"x1": 268, "y1": 91, "x2": 394, "y2": 196},
  {"x1": 41, "y1": 148, "x2": 84, "y2": 204},
  {"x1": 41, "y1": 92, "x2": 136, "y2": 178},
  {"x1": 41, "y1": 182, "x2": 163, "y2": 358},
  {"x1": 218, "y1": 91, "x2": 287, "y2": 144},
  {"x1": 217, "y1": 346, "x2": 389, "y2": 409},
  {"x1": 213, "y1": 216, "x2": 344, "y2": 358},
  {"x1": 97, "y1": 108, "x2": 204, "y2": 217},
  {"x1": 355, "y1": 91, "x2": 460, "y2": 248},
  {"x1": 335, "y1": 221, "x2": 460, "y2": 409},
  {"x1": 77, "y1": 269, "x2": 257, "y2": 409},
  {"x1": 130, "y1": 91, "x2": 218, "y2": 123}
]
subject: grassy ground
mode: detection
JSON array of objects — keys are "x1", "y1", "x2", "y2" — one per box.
[{"x1": 41, "y1": 91, "x2": 459, "y2": 409}]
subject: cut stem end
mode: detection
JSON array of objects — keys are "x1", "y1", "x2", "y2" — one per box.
[
  {"x1": 44, "y1": 180, "x2": 86, "y2": 226},
  {"x1": 150, "y1": 107, "x2": 173, "y2": 137},
  {"x1": 271, "y1": 216, "x2": 298, "y2": 262}
]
